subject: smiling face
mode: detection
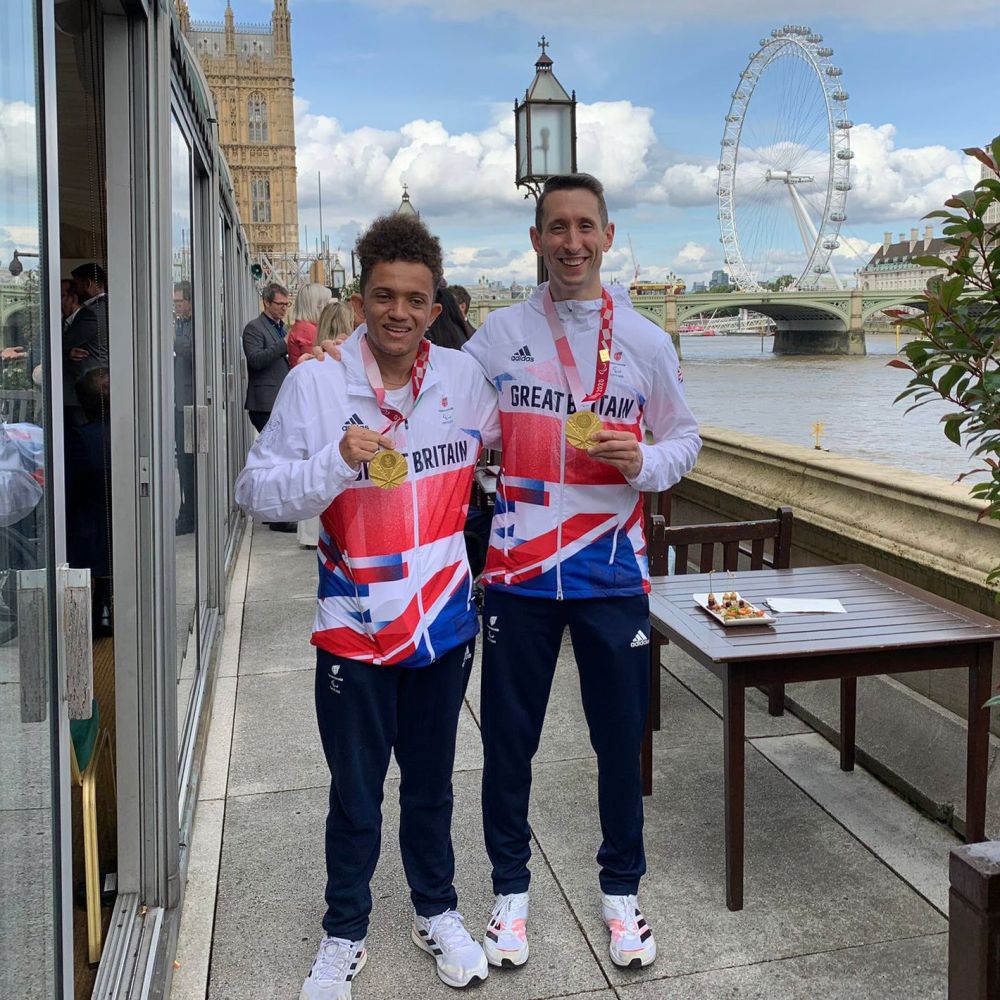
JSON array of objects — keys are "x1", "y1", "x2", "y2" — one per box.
[
  {"x1": 353, "y1": 260, "x2": 442, "y2": 376},
  {"x1": 530, "y1": 187, "x2": 615, "y2": 302}
]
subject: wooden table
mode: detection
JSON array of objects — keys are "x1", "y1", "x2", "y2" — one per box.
[{"x1": 648, "y1": 564, "x2": 1000, "y2": 911}]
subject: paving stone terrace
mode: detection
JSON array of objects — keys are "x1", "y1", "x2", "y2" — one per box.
[{"x1": 171, "y1": 524, "x2": 959, "y2": 1000}]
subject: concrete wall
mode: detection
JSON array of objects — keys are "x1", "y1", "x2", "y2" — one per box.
[{"x1": 672, "y1": 426, "x2": 1000, "y2": 724}]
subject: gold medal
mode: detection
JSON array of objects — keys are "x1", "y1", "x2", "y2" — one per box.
[
  {"x1": 566, "y1": 410, "x2": 604, "y2": 450},
  {"x1": 369, "y1": 449, "x2": 408, "y2": 490}
]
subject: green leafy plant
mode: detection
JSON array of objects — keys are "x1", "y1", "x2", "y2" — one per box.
[{"x1": 889, "y1": 141, "x2": 1000, "y2": 599}]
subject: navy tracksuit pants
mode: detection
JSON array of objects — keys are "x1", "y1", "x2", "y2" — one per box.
[
  {"x1": 314, "y1": 641, "x2": 474, "y2": 940},
  {"x1": 480, "y1": 589, "x2": 650, "y2": 897}
]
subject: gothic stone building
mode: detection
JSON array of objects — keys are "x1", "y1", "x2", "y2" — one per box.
[{"x1": 178, "y1": 0, "x2": 299, "y2": 263}]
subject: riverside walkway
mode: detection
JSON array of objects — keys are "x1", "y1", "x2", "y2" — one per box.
[{"x1": 171, "y1": 524, "x2": 955, "y2": 999}]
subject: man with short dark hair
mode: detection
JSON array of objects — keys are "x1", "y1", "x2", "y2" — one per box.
[
  {"x1": 465, "y1": 173, "x2": 701, "y2": 972},
  {"x1": 236, "y1": 214, "x2": 499, "y2": 1000},
  {"x1": 64, "y1": 262, "x2": 109, "y2": 425},
  {"x1": 242, "y1": 281, "x2": 294, "y2": 530},
  {"x1": 243, "y1": 281, "x2": 292, "y2": 432},
  {"x1": 448, "y1": 284, "x2": 476, "y2": 338}
]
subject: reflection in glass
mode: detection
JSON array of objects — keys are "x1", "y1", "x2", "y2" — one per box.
[
  {"x1": 170, "y1": 116, "x2": 198, "y2": 743},
  {"x1": 1, "y1": 0, "x2": 57, "y2": 994}
]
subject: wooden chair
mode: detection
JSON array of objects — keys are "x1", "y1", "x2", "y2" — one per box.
[{"x1": 641, "y1": 505, "x2": 793, "y2": 795}]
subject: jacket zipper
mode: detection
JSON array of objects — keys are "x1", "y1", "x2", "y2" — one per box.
[
  {"x1": 555, "y1": 407, "x2": 567, "y2": 600},
  {"x1": 405, "y1": 417, "x2": 435, "y2": 660}
]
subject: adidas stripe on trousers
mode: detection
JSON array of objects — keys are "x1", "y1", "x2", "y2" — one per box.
[
  {"x1": 315, "y1": 641, "x2": 473, "y2": 940},
  {"x1": 480, "y1": 590, "x2": 650, "y2": 896}
]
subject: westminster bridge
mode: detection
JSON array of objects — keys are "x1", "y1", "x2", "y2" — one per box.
[{"x1": 471, "y1": 286, "x2": 927, "y2": 356}]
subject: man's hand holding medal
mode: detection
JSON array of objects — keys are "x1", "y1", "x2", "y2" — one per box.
[{"x1": 339, "y1": 424, "x2": 395, "y2": 470}]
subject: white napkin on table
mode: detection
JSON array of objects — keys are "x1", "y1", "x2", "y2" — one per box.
[{"x1": 764, "y1": 598, "x2": 846, "y2": 614}]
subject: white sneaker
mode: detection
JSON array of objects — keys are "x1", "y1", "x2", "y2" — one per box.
[
  {"x1": 601, "y1": 893, "x2": 656, "y2": 969},
  {"x1": 412, "y1": 909, "x2": 489, "y2": 988},
  {"x1": 483, "y1": 891, "x2": 530, "y2": 967},
  {"x1": 300, "y1": 935, "x2": 367, "y2": 1000}
]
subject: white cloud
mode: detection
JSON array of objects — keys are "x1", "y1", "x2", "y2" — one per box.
[
  {"x1": 356, "y1": 0, "x2": 1000, "y2": 30},
  {"x1": 0, "y1": 100, "x2": 38, "y2": 186},
  {"x1": 843, "y1": 123, "x2": 981, "y2": 223},
  {"x1": 648, "y1": 162, "x2": 718, "y2": 207},
  {"x1": 293, "y1": 91, "x2": 985, "y2": 286},
  {"x1": 673, "y1": 241, "x2": 710, "y2": 267}
]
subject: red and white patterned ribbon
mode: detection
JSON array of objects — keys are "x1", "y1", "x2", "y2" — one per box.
[{"x1": 542, "y1": 287, "x2": 614, "y2": 404}]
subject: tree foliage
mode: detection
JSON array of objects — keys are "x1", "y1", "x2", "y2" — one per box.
[{"x1": 890, "y1": 141, "x2": 1000, "y2": 592}]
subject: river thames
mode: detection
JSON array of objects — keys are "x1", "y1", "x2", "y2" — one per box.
[{"x1": 679, "y1": 331, "x2": 976, "y2": 484}]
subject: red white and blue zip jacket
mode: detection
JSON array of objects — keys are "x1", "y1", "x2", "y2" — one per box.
[
  {"x1": 235, "y1": 332, "x2": 501, "y2": 667},
  {"x1": 463, "y1": 282, "x2": 701, "y2": 599}
]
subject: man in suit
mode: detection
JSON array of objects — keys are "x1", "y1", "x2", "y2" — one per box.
[
  {"x1": 242, "y1": 281, "x2": 295, "y2": 531},
  {"x1": 65, "y1": 263, "x2": 109, "y2": 426}
]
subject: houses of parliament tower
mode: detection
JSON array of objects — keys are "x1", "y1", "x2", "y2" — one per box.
[{"x1": 177, "y1": 0, "x2": 300, "y2": 265}]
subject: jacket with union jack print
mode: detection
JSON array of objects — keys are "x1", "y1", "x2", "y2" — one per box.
[
  {"x1": 235, "y1": 332, "x2": 501, "y2": 667},
  {"x1": 463, "y1": 282, "x2": 701, "y2": 600}
]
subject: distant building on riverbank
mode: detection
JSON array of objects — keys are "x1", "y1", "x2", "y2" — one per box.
[
  {"x1": 857, "y1": 227, "x2": 953, "y2": 291},
  {"x1": 709, "y1": 269, "x2": 731, "y2": 290}
]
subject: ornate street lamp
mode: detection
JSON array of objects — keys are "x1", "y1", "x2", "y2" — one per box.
[
  {"x1": 7, "y1": 250, "x2": 39, "y2": 277},
  {"x1": 331, "y1": 256, "x2": 346, "y2": 290},
  {"x1": 514, "y1": 37, "x2": 577, "y2": 283}
]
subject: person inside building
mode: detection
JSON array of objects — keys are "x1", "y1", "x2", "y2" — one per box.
[
  {"x1": 65, "y1": 367, "x2": 113, "y2": 635},
  {"x1": 235, "y1": 213, "x2": 500, "y2": 1000},
  {"x1": 287, "y1": 282, "x2": 334, "y2": 368},
  {"x1": 173, "y1": 281, "x2": 196, "y2": 535},
  {"x1": 64, "y1": 262, "x2": 109, "y2": 427},
  {"x1": 464, "y1": 173, "x2": 701, "y2": 973}
]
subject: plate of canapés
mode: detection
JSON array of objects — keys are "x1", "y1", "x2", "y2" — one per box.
[{"x1": 693, "y1": 591, "x2": 775, "y2": 627}]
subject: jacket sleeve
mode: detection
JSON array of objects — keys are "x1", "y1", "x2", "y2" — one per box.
[
  {"x1": 234, "y1": 371, "x2": 360, "y2": 522},
  {"x1": 242, "y1": 319, "x2": 288, "y2": 371},
  {"x1": 470, "y1": 366, "x2": 501, "y2": 451},
  {"x1": 461, "y1": 316, "x2": 492, "y2": 381},
  {"x1": 626, "y1": 335, "x2": 701, "y2": 494}
]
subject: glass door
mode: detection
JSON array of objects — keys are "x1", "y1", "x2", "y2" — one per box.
[
  {"x1": 169, "y1": 114, "x2": 200, "y2": 748},
  {"x1": 1, "y1": 0, "x2": 67, "y2": 995}
]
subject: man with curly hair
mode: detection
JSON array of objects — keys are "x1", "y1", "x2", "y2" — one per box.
[{"x1": 236, "y1": 214, "x2": 499, "y2": 1000}]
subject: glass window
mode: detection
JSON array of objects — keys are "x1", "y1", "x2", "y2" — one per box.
[
  {"x1": 251, "y1": 176, "x2": 271, "y2": 224},
  {"x1": 170, "y1": 115, "x2": 199, "y2": 740},
  {"x1": 247, "y1": 92, "x2": 268, "y2": 144},
  {"x1": 1, "y1": 0, "x2": 60, "y2": 994}
]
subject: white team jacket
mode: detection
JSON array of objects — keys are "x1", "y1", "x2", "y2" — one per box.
[
  {"x1": 235, "y1": 332, "x2": 500, "y2": 667},
  {"x1": 463, "y1": 282, "x2": 701, "y2": 599}
]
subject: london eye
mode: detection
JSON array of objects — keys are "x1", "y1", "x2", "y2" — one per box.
[{"x1": 718, "y1": 25, "x2": 854, "y2": 291}]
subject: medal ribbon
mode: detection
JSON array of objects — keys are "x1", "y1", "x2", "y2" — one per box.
[
  {"x1": 359, "y1": 333, "x2": 431, "y2": 433},
  {"x1": 542, "y1": 287, "x2": 614, "y2": 404}
]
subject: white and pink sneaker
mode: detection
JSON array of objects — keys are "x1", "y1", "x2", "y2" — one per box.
[
  {"x1": 483, "y1": 891, "x2": 530, "y2": 967},
  {"x1": 601, "y1": 893, "x2": 656, "y2": 968}
]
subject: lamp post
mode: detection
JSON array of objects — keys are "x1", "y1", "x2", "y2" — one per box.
[
  {"x1": 7, "y1": 250, "x2": 40, "y2": 277},
  {"x1": 514, "y1": 36, "x2": 578, "y2": 285},
  {"x1": 331, "y1": 256, "x2": 346, "y2": 291}
]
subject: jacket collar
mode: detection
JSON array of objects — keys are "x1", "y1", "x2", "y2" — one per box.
[
  {"x1": 343, "y1": 328, "x2": 441, "y2": 401},
  {"x1": 526, "y1": 280, "x2": 634, "y2": 316}
]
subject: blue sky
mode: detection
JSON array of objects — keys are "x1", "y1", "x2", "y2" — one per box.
[{"x1": 5, "y1": 0, "x2": 999, "y2": 288}]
